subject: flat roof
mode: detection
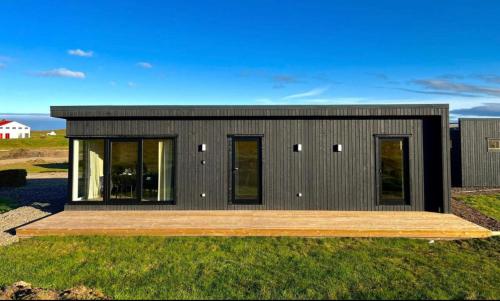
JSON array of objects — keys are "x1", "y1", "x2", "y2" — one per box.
[{"x1": 51, "y1": 104, "x2": 449, "y2": 119}]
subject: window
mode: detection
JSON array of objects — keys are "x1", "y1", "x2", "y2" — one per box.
[
  {"x1": 376, "y1": 136, "x2": 410, "y2": 206},
  {"x1": 142, "y1": 139, "x2": 175, "y2": 202},
  {"x1": 110, "y1": 141, "x2": 139, "y2": 200},
  {"x1": 72, "y1": 140, "x2": 105, "y2": 201},
  {"x1": 71, "y1": 138, "x2": 176, "y2": 204},
  {"x1": 488, "y1": 139, "x2": 500, "y2": 152}
]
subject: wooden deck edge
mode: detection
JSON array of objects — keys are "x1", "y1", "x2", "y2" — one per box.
[{"x1": 16, "y1": 228, "x2": 493, "y2": 239}]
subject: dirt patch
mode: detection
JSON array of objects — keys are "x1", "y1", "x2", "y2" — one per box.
[
  {"x1": 0, "y1": 281, "x2": 110, "y2": 300},
  {"x1": 0, "y1": 148, "x2": 68, "y2": 160},
  {"x1": 451, "y1": 198, "x2": 500, "y2": 231},
  {"x1": 452, "y1": 187, "x2": 500, "y2": 195}
]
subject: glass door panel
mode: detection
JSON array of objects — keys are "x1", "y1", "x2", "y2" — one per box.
[
  {"x1": 378, "y1": 137, "x2": 410, "y2": 205},
  {"x1": 231, "y1": 137, "x2": 262, "y2": 204},
  {"x1": 110, "y1": 141, "x2": 139, "y2": 201}
]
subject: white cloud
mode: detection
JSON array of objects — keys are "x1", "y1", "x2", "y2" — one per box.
[
  {"x1": 35, "y1": 68, "x2": 86, "y2": 79},
  {"x1": 137, "y1": 62, "x2": 153, "y2": 69},
  {"x1": 283, "y1": 86, "x2": 330, "y2": 100},
  {"x1": 127, "y1": 81, "x2": 137, "y2": 88},
  {"x1": 411, "y1": 79, "x2": 500, "y2": 97},
  {"x1": 0, "y1": 63, "x2": 5, "y2": 69},
  {"x1": 109, "y1": 81, "x2": 117, "y2": 86},
  {"x1": 68, "y1": 49, "x2": 94, "y2": 57}
]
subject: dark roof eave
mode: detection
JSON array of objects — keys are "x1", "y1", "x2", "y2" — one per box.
[{"x1": 50, "y1": 104, "x2": 449, "y2": 119}]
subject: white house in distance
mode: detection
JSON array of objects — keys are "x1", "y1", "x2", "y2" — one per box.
[{"x1": 0, "y1": 120, "x2": 31, "y2": 139}]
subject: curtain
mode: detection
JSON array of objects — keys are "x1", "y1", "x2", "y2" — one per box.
[
  {"x1": 72, "y1": 140, "x2": 80, "y2": 200},
  {"x1": 87, "y1": 141, "x2": 104, "y2": 200},
  {"x1": 158, "y1": 140, "x2": 173, "y2": 201}
]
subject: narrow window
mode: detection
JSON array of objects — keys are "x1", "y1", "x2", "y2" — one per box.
[
  {"x1": 488, "y1": 138, "x2": 500, "y2": 152},
  {"x1": 72, "y1": 140, "x2": 105, "y2": 201},
  {"x1": 142, "y1": 139, "x2": 175, "y2": 202},
  {"x1": 377, "y1": 137, "x2": 410, "y2": 205}
]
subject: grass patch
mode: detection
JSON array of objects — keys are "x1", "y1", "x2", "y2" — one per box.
[
  {"x1": 0, "y1": 236, "x2": 499, "y2": 299},
  {"x1": 0, "y1": 197, "x2": 17, "y2": 213},
  {"x1": 0, "y1": 162, "x2": 68, "y2": 173},
  {"x1": 0, "y1": 129, "x2": 67, "y2": 150},
  {"x1": 456, "y1": 194, "x2": 500, "y2": 221}
]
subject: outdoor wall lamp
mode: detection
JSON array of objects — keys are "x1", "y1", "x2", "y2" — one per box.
[
  {"x1": 333, "y1": 144, "x2": 343, "y2": 152},
  {"x1": 294, "y1": 144, "x2": 302, "y2": 152}
]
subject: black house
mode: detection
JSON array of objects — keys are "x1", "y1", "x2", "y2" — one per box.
[
  {"x1": 51, "y1": 104, "x2": 451, "y2": 213},
  {"x1": 451, "y1": 118, "x2": 500, "y2": 187}
]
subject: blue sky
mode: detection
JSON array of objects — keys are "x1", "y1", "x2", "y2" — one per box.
[{"x1": 0, "y1": 0, "x2": 500, "y2": 118}]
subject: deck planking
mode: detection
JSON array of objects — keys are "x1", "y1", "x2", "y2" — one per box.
[{"x1": 16, "y1": 210, "x2": 492, "y2": 239}]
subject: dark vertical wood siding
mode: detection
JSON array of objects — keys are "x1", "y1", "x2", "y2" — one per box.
[
  {"x1": 459, "y1": 119, "x2": 500, "y2": 187},
  {"x1": 65, "y1": 116, "x2": 448, "y2": 212}
]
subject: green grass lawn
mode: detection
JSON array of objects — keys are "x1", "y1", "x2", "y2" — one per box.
[
  {"x1": 0, "y1": 197, "x2": 17, "y2": 213},
  {"x1": 0, "y1": 162, "x2": 68, "y2": 173},
  {"x1": 0, "y1": 236, "x2": 498, "y2": 300},
  {"x1": 456, "y1": 194, "x2": 500, "y2": 221},
  {"x1": 0, "y1": 129, "x2": 67, "y2": 150}
]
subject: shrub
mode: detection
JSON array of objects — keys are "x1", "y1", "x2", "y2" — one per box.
[{"x1": 0, "y1": 169, "x2": 27, "y2": 187}]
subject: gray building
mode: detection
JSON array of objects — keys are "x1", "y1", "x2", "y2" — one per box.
[
  {"x1": 51, "y1": 104, "x2": 451, "y2": 213},
  {"x1": 451, "y1": 118, "x2": 500, "y2": 187}
]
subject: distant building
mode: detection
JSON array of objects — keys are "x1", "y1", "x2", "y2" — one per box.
[
  {"x1": 47, "y1": 131, "x2": 57, "y2": 136},
  {"x1": 0, "y1": 120, "x2": 31, "y2": 139}
]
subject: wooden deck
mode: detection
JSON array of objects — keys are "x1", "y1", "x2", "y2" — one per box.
[{"x1": 16, "y1": 211, "x2": 492, "y2": 239}]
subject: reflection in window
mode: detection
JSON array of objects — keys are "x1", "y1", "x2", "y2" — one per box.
[
  {"x1": 379, "y1": 137, "x2": 410, "y2": 205},
  {"x1": 110, "y1": 141, "x2": 139, "y2": 200},
  {"x1": 488, "y1": 139, "x2": 500, "y2": 152},
  {"x1": 72, "y1": 140, "x2": 105, "y2": 201},
  {"x1": 142, "y1": 139, "x2": 175, "y2": 201}
]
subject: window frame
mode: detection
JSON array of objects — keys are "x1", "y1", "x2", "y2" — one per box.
[
  {"x1": 487, "y1": 138, "x2": 500, "y2": 152},
  {"x1": 68, "y1": 137, "x2": 177, "y2": 205},
  {"x1": 374, "y1": 135, "x2": 411, "y2": 207}
]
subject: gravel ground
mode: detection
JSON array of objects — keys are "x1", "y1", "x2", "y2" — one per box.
[{"x1": 0, "y1": 173, "x2": 67, "y2": 246}]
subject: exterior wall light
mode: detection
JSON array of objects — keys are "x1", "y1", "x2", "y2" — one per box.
[
  {"x1": 294, "y1": 144, "x2": 302, "y2": 152},
  {"x1": 200, "y1": 193, "x2": 206, "y2": 198},
  {"x1": 333, "y1": 144, "x2": 343, "y2": 152},
  {"x1": 199, "y1": 144, "x2": 207, "y2": 152}
]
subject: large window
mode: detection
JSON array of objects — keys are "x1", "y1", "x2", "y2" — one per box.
[
  {"x1": 488, "y1": 138, "x2": 500, "y2": 152},
  {"x1": 71, "y1": 138, "x2": 175, "y2": 203},
  {"x1": 142, "y1": 139, "x2": 175, "y2": 202},
  {"x1": 72, "y1": 139, "x2": 105, "y2": 201},
  {"x1": 376, "y1": 136, "x2": 410, "y2": 206}
]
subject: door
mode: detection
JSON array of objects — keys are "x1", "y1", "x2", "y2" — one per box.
[
  {"x1": 109, "y1": 140, "x2": 141, "y2": 202},
  {"x1": 5, "y1": 133, "x2": 9, "y2": 139},
  {"x1": 376, "y1": 136, "x2": 410, "y2": 206},
  {"x1": 230, "y1": 136, "x2": 262, "y2": 204},
  {"x1": 0, "y1": 134, "x2": 2, "y2": 139}
]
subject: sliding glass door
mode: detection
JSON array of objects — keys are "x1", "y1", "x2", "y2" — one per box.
[{"x1": 70, "y1": 138, "x2": 176, "y2": 204}]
